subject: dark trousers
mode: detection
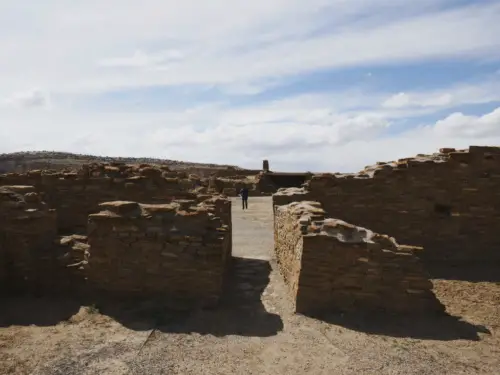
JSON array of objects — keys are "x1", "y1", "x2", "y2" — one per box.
[{"x1": 242, "y1": 198, "x2": 248, "y2": 209}]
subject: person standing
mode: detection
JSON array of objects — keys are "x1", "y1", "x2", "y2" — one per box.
[{"x1": 239, "y1": 187, "x2": 249, "y2": 210}]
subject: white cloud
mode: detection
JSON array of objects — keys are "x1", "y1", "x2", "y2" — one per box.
[
  {"x1": 383, "y1": 93, "x2": 411, "y2": 108},
  {"x1": 381, "y1": 80, "x2": 500, "y2": 110},
  {"x1": 1, "y1": 1, "x2": 499, "y2": 94},
  {"x1": 98, "y1": 49, "x2": 184, "y2": 68},
  {"x1": 2, "y1": 88, "x2": 499, "y2": 172},
  {"x1": 383, "y1": 92, "x2": 453, "y2": 108},
  {"x1": 3, "y1": 88, "x2": 51, "y2": 109},
  {"x1": 433, "y1": 108, "x2": 500, "y2": 138}
]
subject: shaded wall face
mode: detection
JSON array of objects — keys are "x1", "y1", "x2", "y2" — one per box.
[
  {"x1": 87, "y1": 200, "x2": 231, "y2": 308},
  {"x1": 297, "y1": 235, "x2": 443, "y2": 314},
  {"x1": 268, "y1": 174, "x2": 308, "y2": 188},
  {"x1": 0, "y1": 184, "x2": 232, "y2": 305},
  {"x1": 0, "y1": 212, "x2": 58, "y2": 294},
  {"x1": 258, "y1": 173, "x2": 309, "y2": 194},
  {"x1": 0, "y1": 188, "x2": 59, "y2": 294},
  {"x1": 308, "y1": 147, "x2": 500, "y2": 263}
]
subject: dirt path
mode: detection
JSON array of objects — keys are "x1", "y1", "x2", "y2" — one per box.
[{"x1": 1, "y1": 197, "x2": 499, "y2": 374}]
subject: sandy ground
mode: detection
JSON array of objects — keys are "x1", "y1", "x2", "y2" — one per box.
[{"x1": 1, "y1": 197, "x2": 499, "y2": 375}]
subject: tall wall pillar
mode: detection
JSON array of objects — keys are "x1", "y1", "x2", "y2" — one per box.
[{"x1": 263, "y1": 159, "x2": 270, "y2": 172}]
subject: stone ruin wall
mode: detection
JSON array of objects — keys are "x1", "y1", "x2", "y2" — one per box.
[
  {"x1": 0, "y1": 186, "x2": 90, "y2": 295},
  {"x1": 86, "y1": 199, "x2": 231, "y2": 308},
  {"x1": 274, "y1": 201, "x2": 444, "y2": 314},
  {"x1": 0, "y1": 163, "x2": 232, "y2": 308},
  {"x1": 0, "y1": 163, "x2": 272, "y2": 231},
  {"x1": 0, "y1": 186, "x2": 58, "y2": 294},
  {"x1": 272, "y1": 187, "x2": 312, "y2": 208},
  {"x1": 276, "y1": 146, "x2": 500, "y2": 264},
  {"x1": 0, "y1": 163, "x2": 202, "y2": 234},
  {"x1": 212, "y1": 167, "x2": 261, "y2": 178}
]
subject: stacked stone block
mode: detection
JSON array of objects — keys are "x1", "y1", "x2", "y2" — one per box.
[
  {"x1": 272, "y1": 187, "x2": 312, "y2": 209},
  {"x1": 274, "y1": 201, "x2": 444, "y2": 314},
  {"x1": 53, "y1": 234, "x2": 90, "y2": 294},
  {"x1": 0, "y1": 161, "x2": 279, "y2": 236},
  {"x1": 0, "y1": 163, "x2": 201, "y2": 234},
  {"x1": 0, "y1": 186, "x2": 58, "y2": 294},
  {"x1": 87, "y1": 199, "x2": 231, "y2": 308},
  {"x1": 290, "y1": 146, "x2": 500, "y2": 264},
  {"x1": 201, "y1": 196, "x2": 232, "y2": 268}
]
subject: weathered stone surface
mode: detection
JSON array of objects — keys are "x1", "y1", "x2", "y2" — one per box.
[
  {"x1": 276, "y1": 146, "x2": 500, "y2": 263},
  {"x1": 274, "y1": 201, "x2": 444, "y2": 314},
  {"x1": 0, "y1": 163, "x2": 204, "y2": 234},
  {"x1": 54, "y1": 234, "x2": 89, "y2": 293},
  {"x1": 272, "y1": 187, "x2": 312, "y2": 208},
  {"x1": 0, "y1": 173, "x2": 232, "y2": 309},
  {"x1": 86, "y1": 199, "x2": 232, "y2": 308},
  {"x1": 0, "y1": 186, "x2": 58, "y2": 294}
]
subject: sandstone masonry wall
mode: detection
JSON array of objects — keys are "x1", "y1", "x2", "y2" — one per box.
[
  {"x1": 272, "y1": 187, "x2": 312, "y2": 208},
  {"x1": 203, "y1": 196, "x2": 232, "y2": 265},
  {"x1": 274, "y1": 201, "x2": 444, "y2": 314},
  {"x1": 0, "y1": 186, "x2": 58, "y2": 294},
  {"x1": 86, "y1": 198, "x2": 231, "y2": 308},
  {"x1": 0, "y1": 185, "x2": 90, "y2": 295},
  {"x1": 53, "y1": 234, "x2": 90, "y2": 294},
  {"x1": 303, "y1": 146, "x2": 500, "y2": 263},
  {"x1": 0, "y1": 176, "x2": 231, "y2": 307},
  {"x1": 0, "y1": 163, "x2": 199, "y2": 234}
]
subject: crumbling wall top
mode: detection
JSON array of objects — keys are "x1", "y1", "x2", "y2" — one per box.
[
  {"x1": 89, "y1": 196, "x2": 230, "y2": 222},
  {"x1": 278, "y1": 201, "x2": 408, "y2": 252},
  {"x1": 274, "y1": 187, "x2": 309, "y2": 197},
  {"x1": 0, "y1": 185, "x2": 50, "y2": 214},
  {"x1": 305, "y1": 145, "x2": 500, "y2": 186}
]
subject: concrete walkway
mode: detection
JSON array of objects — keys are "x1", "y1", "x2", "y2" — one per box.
[
  {"x1": 231, "y1": 196, "x2": 274, "y2": 260},
  {"x1": 224, "y1": 197, "x2": 278, "y2": 311}
]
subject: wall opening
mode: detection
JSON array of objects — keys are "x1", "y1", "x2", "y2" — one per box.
[{"x1": 267, "y1": 173, "x2": 308, "y2": 189}]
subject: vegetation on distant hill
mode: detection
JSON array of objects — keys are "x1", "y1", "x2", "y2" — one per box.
[{"x1": 0, "y1": 151, "x2": 241, "y2": 170}]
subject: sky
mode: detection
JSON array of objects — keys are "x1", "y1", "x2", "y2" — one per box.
[{"x1": 1, "y1": 0, "x2": 500, "y2": 172}]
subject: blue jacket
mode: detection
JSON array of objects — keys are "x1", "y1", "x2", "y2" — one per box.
[{"x1": 240, "y1": 188, "x2": 249, "y2": 199}]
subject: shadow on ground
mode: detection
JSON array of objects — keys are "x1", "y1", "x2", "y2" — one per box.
[
  {"x1": 0, "y1": 297, "x2": 82, "y2": 327},
  {"x1": 307, "y1": 311, "x2": 491, "y2": 341},
  {"x1": 0, "y1": 257, "x2": 284, "y2": 338},
  {"x1": 98, "y1": 257, "x2": 283, "y2": 337}
]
